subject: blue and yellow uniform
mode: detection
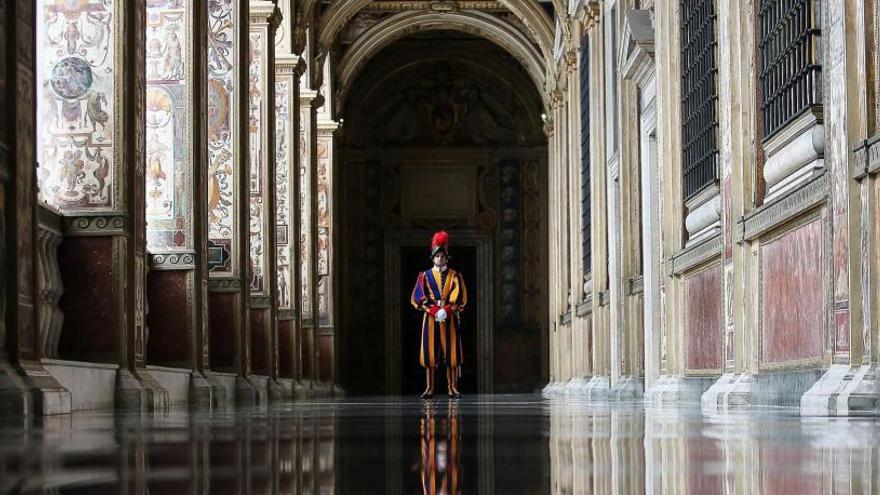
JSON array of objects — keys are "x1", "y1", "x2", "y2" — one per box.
[{"x1": 410, "y1": 266, "x2": 468, "y2": 369}]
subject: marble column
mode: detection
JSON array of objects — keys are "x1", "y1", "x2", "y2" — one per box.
[
  {"x1": 248, "y1": 0, "x2": 284, "y2": 401},
  {"x1": 299, "y1": 87, "x2": 320, "y2": 384}
]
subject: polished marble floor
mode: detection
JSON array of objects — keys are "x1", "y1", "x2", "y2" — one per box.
[{"x1": 3, "y1": 394, "x2": 880, "y2": 493}]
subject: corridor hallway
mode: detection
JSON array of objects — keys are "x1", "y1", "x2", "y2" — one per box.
[{"x1": 3, "y1": 394, "x2": 880, "y2": 493}]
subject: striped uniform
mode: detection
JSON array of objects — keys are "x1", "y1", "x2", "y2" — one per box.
[{"x1": 410, "y1": 267, "x2": 468, "y2": 369}]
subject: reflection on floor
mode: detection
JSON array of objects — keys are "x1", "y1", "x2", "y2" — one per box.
[{"x1": 2, "y1": 394, "x2": 880, "y2": 493}]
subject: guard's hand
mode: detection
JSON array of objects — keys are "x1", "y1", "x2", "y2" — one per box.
[{"x1": 435, "y1": 308, "x2": 448, "y2": 322}]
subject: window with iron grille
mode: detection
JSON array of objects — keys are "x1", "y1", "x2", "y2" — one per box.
[
  {"x1": 580, "y1": 35, "x2": 592, "y2": 275},
  {"x1": 680, "y1": 0, "x2": 720, "y2": 200},
  {"x1": 758, "y1": 0, "x2": 822, "y2": 139}
]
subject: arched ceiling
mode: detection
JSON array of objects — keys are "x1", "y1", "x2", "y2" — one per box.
[
  {"x1": 334, "y1": 10, "x2": 548, "y2": 111},
  {"x1": 317, "y1": 1, "x2": 553, "y2": 61}
]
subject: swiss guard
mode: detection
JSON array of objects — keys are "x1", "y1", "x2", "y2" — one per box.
[{"x1": 410, "y1": 231, "x2": 468, "y2": 398}]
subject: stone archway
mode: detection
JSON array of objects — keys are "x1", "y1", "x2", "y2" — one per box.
[{"x1": 337, "y1": 33, "x2": 549, "y2": 395}]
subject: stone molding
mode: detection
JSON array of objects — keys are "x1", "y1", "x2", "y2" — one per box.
[
  {"x1": 619, "y1": 9, "x2": 655, "y2": 88},
  {"x1": 575, "y1": 299, "x2": 593, "y2": 317},
  {"x1": 598, "y1": 290, "x2": 610, "y2": 306},
  {"x1": 208, "y1": 278, "x2": 244, "y2": 292},
  {"x1": 149, "y1": 251, "x2": 196, "y2": 270},
  {"x1": 853, "y1": 132, "x2": 880, "y2": 179},
  {"x1": 740, "y1": 171, "x2": 828, "y2": 241},
  {"x1": 250, "y1": 295, "x2": 272, "y2": 308},
  {"x1": 560, "y1": 311, "x2": 573, "y2": 325},
  {"x1": 278, "y1": 309, "x2": 297, "y2": 320},
  {"x1": 671, "y1": 234, "x2": 722, "y2": 275},
  {"x1": 628, "y1": 275, "x2": 644, "y2": 295},
  {"x1": 63, "y1": 214, "x2": 127, "y2": 236}
]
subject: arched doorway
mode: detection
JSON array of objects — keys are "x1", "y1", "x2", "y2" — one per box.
[{"x1": 337, "y1": 32, "x2": 548, "y2": 395}]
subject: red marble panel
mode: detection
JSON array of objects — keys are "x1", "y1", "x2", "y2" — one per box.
[
  {"x1": 146, "y1": 270, "x2": 189, "y2": 366},
  {"x1": 301, "y1": 328, "x2": 313, "y2": 379},
  {"x1": 684, "y1": 264, "x2": 723, "y2": 371},
  {"x1": 278, "y1": 319, "x2": 294, "y2": 379},
  {"x1": 250, "y1": 308, "x2": 269, "y2": 375},
  {"x1": 57, "y1": 237, "x2": 116, "y2": 361},
  {"x1": 209, "y1": 292, "x2": 236, "y2": 370},
  {"x1": 761, "y1": 220, "x2": 824, "y2": 364},
  {"x1": 318, "y1": 335, "x2": 333, "y2": 381}
]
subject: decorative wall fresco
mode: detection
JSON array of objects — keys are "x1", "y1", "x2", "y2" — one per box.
[
  {"x1": 299, "y1": 108, "x2": 312, "y2": 320},
  {"x1": 37, "y1": 0, "x2": 117, "y2": 213},
  {"x1": 145, "y1": 0, "x2": 189, "y2": 250},
  {"x1": 317, "y1": 135, "x2": 331, "y2": 325},
  {"x1": 276, "y1": 78, "x2": 292, "y2": 309},
  {"x1": 207, "y1": 0, "x2": 236, "y2": 274},
  {"x1": 248, "y1": 31, "x2": 265, "y2": 293}
]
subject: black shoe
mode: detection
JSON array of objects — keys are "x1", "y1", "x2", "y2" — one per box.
[{"x1": 448, "y1": 389, "x2": 461, "y2": 399}]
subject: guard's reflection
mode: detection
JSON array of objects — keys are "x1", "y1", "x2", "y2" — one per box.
[{"x1": 417, "y1": 400, "x2": 462, "y2": 495}]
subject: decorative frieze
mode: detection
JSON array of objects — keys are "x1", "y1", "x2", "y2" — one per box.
[
  {"x1": 671, "y1": 234, "x2": 722, "y2": 276},
  {"x1": 207, "y1": 278, "x2": 243, "y2": 292},
  {"x1": 63, "y1": 214, "x2": 127, "y2": 236},
  {"x1": 250, "y1": 295, "x2": 272, "y2": 308},
  {"x1": 853, "y1": 133, "x2": 880, "y2": 179},
  {"x1": 741, "y1": 171, "x2": 828, "y2": 241},
  {"x1": 149, "y1": 251, "x2": 196, "y2": 270}
]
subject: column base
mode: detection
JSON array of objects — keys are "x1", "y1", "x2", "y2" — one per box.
[
  {"x1": 0, "y1": 360, "x2": 33, "y2": 419},
  {"x1": 801, "y1": 364, "x2": 878, "y2": 416},
  {"x1": 701, "y1": 373, "x2": 754, "y2": 412},
  {"x1": 234, "y1": 375, "x2": 267, "y2": 406},
  {"x1": 115, "y1": 368, "x2": 169, "y2": 412},
  {"x1": 644, "y1": 375, "x2": 715, "y2": 405},
  {"x1": 751, "y1": 368, "x2": 824, "y2": 407},
  {"x1": 267, "y1": 379, "x2": 287, "y2": 402},
  {"x1": 190, "y1": 372, "x2": 224, "y2": 411},
  {"x1": 611, "y1": 376, "x2": 644, "y2": 399},
  {"x1": 18, "y1": 361, "x2": 71, "y2": 415},
  {"x1": 541, "y1": 380, "x2": 564, "y2": 397},
  {"x1": 293, "y1": 379, "x2": 313, "y2": 399}
]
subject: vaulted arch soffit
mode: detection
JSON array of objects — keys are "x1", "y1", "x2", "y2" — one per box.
[
  {"x1": 334, "y1": 10, "x2": 550, "y2": 112},
  {"x1": 317, "y1": 0, "x2": 553, "y2": 60}
]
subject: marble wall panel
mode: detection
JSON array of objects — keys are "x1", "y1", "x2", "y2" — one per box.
[
  {"x1": 37, "y1": 0, "x2": 117, "y2": 213},
  {"x1": 207, "y1": 0, "x2": 237, "y2": 275},
  {"x1": 301, "y1": 328, "x2": 313, "y2": 379},
  {"x1": 278, "y1": 319, "x2": 293, "y2": 378},
  {"x1": 57, "y1": 237, "x2": 115, "y2": 360},
  {"x1": 318, "y1": 335, "x2": 332, "y2": 381},
  {"x1": 146, "y1": 270, "x2": 189, "y2": 365},
  {"x1": 209, "y1": 292, "x2": 236, "y2": 369},
  {"x1": 145, "y1": 1, "x2": 190, "y2": 250},
  {"x1": 761, "y1": 219, "x2": 824, "y2": 364},
  {"x1": 251, "y1": 308, "x2": 268, "y2": 375},
  {"x1": 684, "y1": 264, "x2": 723, "y2": 372}
]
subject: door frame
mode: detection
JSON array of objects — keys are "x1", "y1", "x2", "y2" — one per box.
[{"x1": 385, "y1": 229, "x2": 494, "y2": 394}]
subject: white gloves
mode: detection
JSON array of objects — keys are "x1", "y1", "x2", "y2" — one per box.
[{"x1": 435, "y1": 308, "x2": 448, "y2": 323}]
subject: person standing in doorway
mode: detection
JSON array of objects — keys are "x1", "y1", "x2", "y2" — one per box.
[{"x1": 410, "y1": 231, "x2": 468, "y2": 398}]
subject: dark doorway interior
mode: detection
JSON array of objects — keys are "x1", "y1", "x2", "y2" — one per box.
[{"x1": 400, "y1": 246, "x2": 478, "y2": 395}]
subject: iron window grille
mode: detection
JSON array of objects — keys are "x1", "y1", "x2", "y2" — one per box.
[
  {"x1": 680, "y1": 0, "x2": 720, "y2": 200},
  {"x1": 581, "y1": 35, "x2": 592, "y2": 275},
  {"x1": 758, "y1": 0, "x2": 822, "y2": 140}
]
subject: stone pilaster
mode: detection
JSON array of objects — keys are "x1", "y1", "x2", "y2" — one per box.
[{"x1": 249, "y1": 0, "x2": 285, "y2": 402}]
